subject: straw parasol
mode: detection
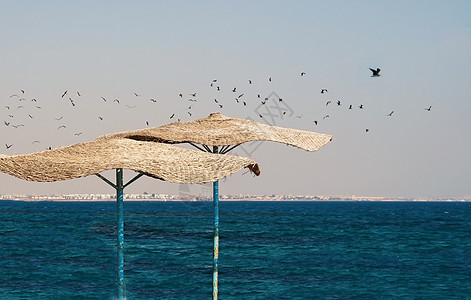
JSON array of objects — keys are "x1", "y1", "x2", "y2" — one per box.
[
  {"x1": 100, "y1": 112, "x2": 333, "y2": 299},
  {"x1": 0, "y1": 137, "x2": 259, "y2": 183},
  {"x1": 0, "y1": 134, "x2": 260, "y2": 299}
]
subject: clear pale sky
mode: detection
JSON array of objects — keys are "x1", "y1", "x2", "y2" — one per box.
[{"x1": 1, "y1": 1, "x2": 470, "y2": 198}]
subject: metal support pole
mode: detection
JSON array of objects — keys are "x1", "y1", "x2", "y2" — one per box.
[
  {"x1": 212, "y1": 146, "x2": 219, "y2": 300},
  {"x1": 116, "y1": 168, "x2": 125, "y2": 300}
]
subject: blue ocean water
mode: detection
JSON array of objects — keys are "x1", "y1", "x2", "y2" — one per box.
[{"x1": 1, "y1": 200, "x2": 470, "y2": 300}]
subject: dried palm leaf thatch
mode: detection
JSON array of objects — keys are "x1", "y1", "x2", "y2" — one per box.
[
  {"x1": 100, "y1": 112, "x2": 333, "y2": 151},
  {"x1": 0, "y1": 138, "x2": 260, "y2": 183}
]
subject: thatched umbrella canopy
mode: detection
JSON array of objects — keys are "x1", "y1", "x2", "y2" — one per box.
[
  {"x1": 101, "y1": 112, "x2": 332, "y2": 300},
  {"x1": 0, "y1": 137, "x2": 260, "y2": 183},
  {"x1": 100, "y1": 112, "x2": 333, "y2": 152}
]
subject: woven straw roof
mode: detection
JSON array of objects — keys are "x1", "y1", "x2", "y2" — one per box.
[
  {"x1": 0, "y1": 138, "x2": 259, "y2": 183},
  {"x1": 100, "y1": 112, "x2": 333, "y2": 151}
]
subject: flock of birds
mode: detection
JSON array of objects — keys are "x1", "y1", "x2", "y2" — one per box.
[{"x1": 2, "y1": 67, "x2": 433, "y2": 151}]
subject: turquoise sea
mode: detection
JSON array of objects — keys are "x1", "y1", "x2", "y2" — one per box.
[{"x1": 1, "y1": 200, "x2": 470, "y2": 299}]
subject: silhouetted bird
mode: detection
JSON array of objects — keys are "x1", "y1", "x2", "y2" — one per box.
[
  {"x1": 387, "y1": 111, "x2": 394, "y2": 116},
  {"x1": 359, "y1": 104, "x2": 364, "y2": 109},
  {"x1": 58, "y1": 125, "x2": 66, "y2": 129},
  {"x1": 190, "y1": 93, "x2": 196, "y2": 97},
  {"x1": 249, "y1": 80, "x2": 252, "y2": 84},
  {"x1": 366, "y1": 129, "x2": 370, "y2": 132},
  {"x1": 314, "y1": 120, "x2": 318, "y2": 125},
  {"x1": 170, "y1": 114, "x2": 175, "y2": 119},
  {"x1": 348, "y1": 105, "x2": 352, "y2": 109},
  {"x1": 326, "y1": 101, "x2": 331, "y2": 106},
  {"x1": 113, "y1": 99, "x2": 120, "y2": 103},
  {"x1": 61, "y1": 90, "x2": 67, "y2": 98},
  {"x1": 134, "y1": 93, "x2": 140, "y2": 97},
  {"x1": 370, "y1": 68, "x2": 381, "y2": 77},
  {"x1": 337, "y1": 100, "x2": 341, "y2": 106},
  {"x1": 5, "y1": 144, "x2": 13, "y2": 149},
  {"x1": 232, "y1": 87, "x2": 236, "y2": 92},
  {"x1": 101, "y1": 97, "x2": 107, "y2": 102},
  {"x1": 301, "y1": 72, "x2": 306, "y2": 76},
  {"x1": 425, "y1": 106, "x2": 432, "y2": 111},
  {"x1": 321, "y1": 89, "x2": 328, "y2": 93}
]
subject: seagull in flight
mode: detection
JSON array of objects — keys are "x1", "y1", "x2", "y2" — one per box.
[
  {"x1": 370, "y1": 68, "x2": 381, "y2": 77},
  {"x1": 425, "y1": 106, "x2": 432, "y2": 111},
  {"x1": 5, "y1": 144, "x2": 13, "y2": 149}
]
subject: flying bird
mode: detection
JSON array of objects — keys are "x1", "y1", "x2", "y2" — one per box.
[
  {"x1": 232, "y1": 87, "x2": 236, "y2": 92},
  {"x1": 425, "y1": 106, "x2": 432, "y2": 111},
  {"x1": 150, "y1": 98, "x2": 157, "y2": 102},
  {"x1": 365, "y1": 129, "x2": 370, "y2": 133},
  {"x1": 170, "y1": 113, "x2": 175, "y2": 119},
  {"x1": 4, "y1": 121, "x2": 10, "y2": 126},
  {"x1": 126, "y1": 105, "x2": 136, "y2": 108},
  {"x1": 269, "y1": 77, "x2": 272, "y2": 82},
  {"x1": 74, "y1": 132, "x2": 83, "y2": 136},
  {"x1": 348, "y1": 105, "x2": 353, "y2": 109},
  {"x1": 5, "y1": 144, "x2": 13, "y2": 149},
  {"x1": 323, "y1": 115, "x2": 330, "y2": 119},
  {"x1": 218, "y1": 104, "x2": 223, "y2": 108},
  {"x1": 313, "y1": 120, "x2": 318, "y2": 125},
  {"x1": 54, "y1": 116, "x2": 63, "y2": 121},
  {"x1": 58, "y1": 125, "x2": 66, "y2": 129},
  {"x1": 359, "y1": 104, "x2": 364, "y2": 109},
  {"x1": 387, "y1": 111, "x2": 394, "y2": 116},
  {"x1": 134, "y1": 93, "x2": 140, "y2": 97},
  {"x1": 190, "y1": 93, "x2": 196, "y2": 97},
  {"x1": 98, "y1": 116, "x2": 103, "y2": 120},
  {"x1": 321, "y1": 89, "x2": 328, "y2": 93},
  {"x1": 61, "y1": 90, "x2": 68, "y2": 98},
  {"x1": 370, "y1": 68, "x2": 381, "y2": 77},
  {"x1": 301, "y1": 72, "x2": 306, "y2": 76},
  {"x1": 326, "y1": 101, "x2": 331, "y2": 106},
  {"x1": 77, "y1": 91, "x2": 81, "y2": 96},
  {"x1": 249, "y1": 80, "x2": 252, "y2": 84},
  {"x1": 113, "y1": 99, "x2": 120, "y2": 103},
  {"x1": 336, "y1": 100, "x2": 341, "y2": 106}
]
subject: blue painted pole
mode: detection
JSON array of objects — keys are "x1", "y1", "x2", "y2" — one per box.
[
  {"x1": 116, "y1": 168, "x2": 125, "y2": 299},
  {"x1": 212, "y1": 146, "x2": 219, "y2": 300}
]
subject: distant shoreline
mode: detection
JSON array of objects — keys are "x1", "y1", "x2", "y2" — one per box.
[{"x1": 1, "y1": 195, "x2": 470, "y2": 202}]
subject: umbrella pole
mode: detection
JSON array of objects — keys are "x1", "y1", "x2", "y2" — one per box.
[
  {"x1": 212, "y1": 146, "x2": 219, "y2": 300},
  {"x1": 116, "y1": 168, "x2": 125, "y2": 299}
]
